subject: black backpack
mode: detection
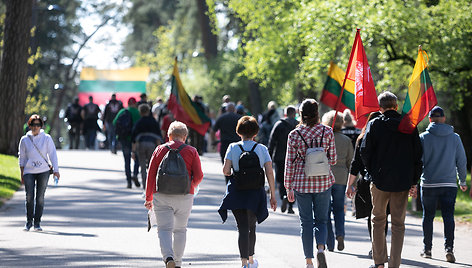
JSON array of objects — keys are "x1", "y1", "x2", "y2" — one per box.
[
  {"x1": 232, "y1": 143, "x2": 265, "y2": 190},
  {"x1": 115, "y1": 109, "x2": 133, "y2": 138},
  {"x1": 156, "y1": 144, "x2": 191, "y2": 195}
]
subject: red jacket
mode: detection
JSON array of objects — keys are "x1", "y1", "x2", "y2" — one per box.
[{"x1": 145, "y1": 140, "x2": 204, "y2": 201}]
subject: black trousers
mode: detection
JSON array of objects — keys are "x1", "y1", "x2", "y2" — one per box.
[{"x1": 232, "y1": 209, "x2": 257, "y2": 259}]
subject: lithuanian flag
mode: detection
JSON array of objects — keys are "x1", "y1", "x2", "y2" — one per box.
[
  {"x1": 167, "y1": 59, "x2": 211, "y2": 136},
  {"x1": 320, "y1": 62, "x2": 355, "y2": 114},
  {"x1": 78, "y1": 67, "x2": 150, "y2": 107},
  {"x1": 398, "y1": 47, "x2": 437, "y2": 134}
]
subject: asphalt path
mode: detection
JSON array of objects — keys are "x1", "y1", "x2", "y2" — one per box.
[{"x1": 0, "y1": 150, "x2": 471, "y2": 267}]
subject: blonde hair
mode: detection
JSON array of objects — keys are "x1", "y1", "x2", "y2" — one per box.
[
  {"x1": 167, "y1": 121, "x2": 188, "y2": 139},
  {"x1": 321, "y1": 110, "x2": 344, "y2": 132},
  {"x1": 342, "y1": 109, "x2": 356, "y2": 127}
]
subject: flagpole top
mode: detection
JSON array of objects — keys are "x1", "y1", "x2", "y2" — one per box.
[
  {"x1": 356, "y1": 28, "x2": 361, "y2": 32},
  {"x1": 418, "y1": 45, "x2": 422, "y2": 52}
]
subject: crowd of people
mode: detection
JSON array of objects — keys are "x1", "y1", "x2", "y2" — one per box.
[{"x1": 19, "y1": 91, "x2": 471, "y2": 268}]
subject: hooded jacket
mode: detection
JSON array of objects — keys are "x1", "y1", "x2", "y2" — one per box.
[
  {"x1": 420, "y1": 122, "x2": 467, "y2": 187},
  {"x1": 360, "y1": 110, "x2": 423, "y2": 192},
  {"x1": 18, "y1": 130, "x2": 59, "y2": 175}
]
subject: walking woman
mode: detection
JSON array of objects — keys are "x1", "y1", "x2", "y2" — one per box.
[
  {"x1": 18, "y1": 114, "x2": 60, "y2": 231},
  {"x1": 218, "y1": 116, "x2": 277, "y2": 268},
  {"x1": 285, "y1": 99, "x2": 337, "y2": 268}
]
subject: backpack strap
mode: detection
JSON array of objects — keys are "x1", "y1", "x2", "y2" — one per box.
[
  {"x1": 238, "y1": 144, "x2": 245, "y2": 152},
  {"x1": 296, "y1": 130, "x2": 310, "y2": 148},
  {"x1": 315, "y1": 126, "x2": 326, "y2": 147},
  {"x1": 249, "y1": 142, "x2": 258, "y2": 152}
]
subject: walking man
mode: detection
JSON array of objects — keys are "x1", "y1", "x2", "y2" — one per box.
[
  {"x1": 102, "y1": 93, "x2": 123, "y2": 154},
  {"x1": 419, "y1": 106, "x2": 467, "y2": 263},
  {"x1": 65, "y1": 97, "x2": 83, "y2": 149},
  {"x1": 81, "y1": 96, "x2": 101, "y2": 149},
  {"x1": 361, "y1": 91, "x2": 423, "y2": 268}
]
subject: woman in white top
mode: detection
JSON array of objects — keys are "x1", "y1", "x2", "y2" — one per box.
[{"x1": 18, "y1": 114, "x2": 60, "y2": 231}]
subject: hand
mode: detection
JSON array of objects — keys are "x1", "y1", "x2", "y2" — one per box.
[
  {"x1": 346, "y1": 185, "x2": 356, "y2": 199},
  {"x1": 409, "y1": 185, "x2": 417, "y2": 198},
  {"x1": 459, "y1": 185, "x2": 467, "y2": 192},
  {"x1": 144, "y1": 200, "x2": 153, "y2": 210},
  {"x1": 269, "y1": 196, "x2": 277, "y2": 211},
  {"x1": 21, "y1": 176, "x2": 24, "y2": 185},
  {"x1": 53, "y1": 172, "x2": 60, "y2": 180},
  {"x1": 287, "y1": 189, "x2": 295, "y2": 203},
  {"x1": 131, "y1": 152, "x2": 136, "y2": 161}
]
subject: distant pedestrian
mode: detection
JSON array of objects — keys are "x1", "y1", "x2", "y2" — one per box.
[
  {"x1": 132, "y1": 104, "x2": 162, "y2": 189},
  {"x1": 114, "y1": 97, "x2": 141, "y2": 188},
  {"x1": 18, "y1": 114, "x2": 60, "y2": 231},
  {"x1": 102, "y1": 93, "x2": 123, "y2": 154},
  {"x1": 268, "y1": 105, "x2": 298, "y2": 213},
  {"x1": 285, "y1": 99, "x2": 337, "y2": 268},
  {"x1": 137, "y1": 92, "x2": 150, "y2": 107},
  {"x1": 144, "y1": 121, "x2": 203, "y2": 268},
  {"x1": 258, "y1": 101, "x2": 279, "y2": 146},
  {"x1": 81, "y1": 96, "x2": 101, "y2": 149},
  {"x1": 321, "y1": 110, "x2": 353, "y2": 252},
  {"x1": 419, "y1": 106, "x2": 467, "y2": 263},
  {"x1": 360, "y1": 91, "x2": 423, "y2": 268},
  {"x1": 218, "y1": 116, "x2": 277, "y2": 268},
  {"x1": 152, "y1": 97, "x2": 164, "y2": 121},
  {"x1": 65, "y1": 97, "x2": 83, "y2": 149},
  {"x1": 161, "y1": 109, "x2": 175, "y2": 143},
  {"x1": 341, "y1": 109, "x2": 361, "y2": 148}
]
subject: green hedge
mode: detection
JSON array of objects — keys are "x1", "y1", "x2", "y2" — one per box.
[{"x1": 0, "y1": 154, "x2": 21, "y2": 207}]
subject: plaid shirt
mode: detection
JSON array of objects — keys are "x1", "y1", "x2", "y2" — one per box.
[{"x1": 284, "y1": 124, "x2": 337, "y2": 193}]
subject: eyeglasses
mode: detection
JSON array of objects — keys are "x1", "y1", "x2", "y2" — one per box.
[{"x1": 30, "y1": 123, "x2": 42, "y2": 127}]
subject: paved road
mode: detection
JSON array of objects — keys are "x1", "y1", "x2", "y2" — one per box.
[{"x1": 1, "y1": 150, "x2": 471, "y2": 267}]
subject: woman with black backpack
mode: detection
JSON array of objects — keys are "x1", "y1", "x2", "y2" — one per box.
[{"x1": 218, "y1": 116, "x2": 277, "y2": 268}]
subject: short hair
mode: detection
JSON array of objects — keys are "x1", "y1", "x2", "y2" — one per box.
[
  {"x1": 267, "y1": 101, "x2": 277, "y2": 110},
  {"x1": 222, "y1": 94, "x2": 231, "y2": 103},
  {"x1": 378, "y1": 91, "x2": 397, "y2": 109},
  {"x1": 342, "y1": 109, "x2": 355, "y2": 127},
  {"x1": 226, "y1": 102, "x2": 236, "y2": 113},
  {"x1": 138, "y1": 103, "x2": 150, "y2": 116},
  {"x1": 284, "y1": 105, "x2": 296, "y2": 117},
  {"x1": 321, "y1": 110, "x2": 344, "y2": 132},
  {"x1": 27, "y1": 114, "x2": 44, "y2": 127},
  {"x1": 236, "y1": 116, "x2": 259, "y2": 138},
  {"x1": 167, "y1": 121, "x2": 188, "y2": 139},
  {"x1": 299, "y1": 99, "x2": 319, "y2": 127}
]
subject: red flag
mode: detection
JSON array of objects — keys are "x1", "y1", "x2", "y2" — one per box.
[{"x1": 341, "y1": 29, "x2": 379, "y2": 128}]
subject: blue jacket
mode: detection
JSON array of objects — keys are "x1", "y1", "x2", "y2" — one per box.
[{"x1": 420, "y1": 122, "x2": 467, "y2": 187}]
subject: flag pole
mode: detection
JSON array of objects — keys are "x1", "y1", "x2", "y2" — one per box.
[{"x1": 332, "y1": 28, "x2": 360, "y2": 129}]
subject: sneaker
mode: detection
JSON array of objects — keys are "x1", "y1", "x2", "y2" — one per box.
[
  {"x1": 317, "y1": 251, "x2": 327, "y2": 268},
  {"x1": 165, "y1": 257, "x2": 176, "y2": 268},
  {"x1": 132, "y1": 176, "x2": 141, "y2": 187},
  {"x1": 33, "y1": 224, "x2": 42, "y2": 231},
  {"x1": 248, "y1": 259, "x2": 258, "y2": 268},
  {"x1": 23, "y1": 222, "x2": 32, "y2": 231},
  {"x1": 281, "y1": 197, "x2": 288, "y2": 213},
  {"x1": 287, "y1": 206, "x2": 295, "y2": 214},
  {"x1": 420, "y1": 249, "x2": 432, "y2": 258},
  {"x1": 127, "y1": 181, "x2": 132, "y2": 189},
  {"x1": 306, "y1": 264, "x2": 314, "y2": 268},
  {"x1": 445, "y1": 247, "x2": 455, "y2": 263},
  {"x1": 336, "y1": 236, "x2": 345, "y2": 251}
]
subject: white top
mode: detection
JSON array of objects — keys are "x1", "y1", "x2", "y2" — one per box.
[{"x1": 18, "y1": 130, "x2": 59, "y2": 175}]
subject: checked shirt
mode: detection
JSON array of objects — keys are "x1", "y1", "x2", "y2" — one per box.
[{"x1": 284, "y1": 123, "x2": 337, "y2": 193}]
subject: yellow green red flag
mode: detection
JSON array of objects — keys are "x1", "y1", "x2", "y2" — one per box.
[{"x1": 320, "y1": 61, "x2": 355, "y2": 113}]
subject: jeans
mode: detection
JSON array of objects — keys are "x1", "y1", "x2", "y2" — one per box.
[
  {"x1": 24, "y1": 171, "x2": 50, "y2": 225},
  {"x1": 68, "y1": 122, "x2": 81, "y2": 149},
  {"x1": 232, "y1": 209, "x2": 257, "y2": 259},
  {"x1": 84, "y1": 129, "x2": 96, "y2": 149},
  {"x1": 327, "y1": 184, "x2": 346, "y2": 250},
  {"x1": 421, "y1": 187, "x2": 457, "y2": 251},
  {"x1": 120, "y1": 138, "x2": 139, "y2": 181},
  {"x1": 105, "y1": 121, "x2": 117, "y2": 152},
  {"x1": 153, "y1": 193, "x2": 194, "y2": 267},
  {"x1": 295, "y1": 188, "x2": 331, "y2": 258}
]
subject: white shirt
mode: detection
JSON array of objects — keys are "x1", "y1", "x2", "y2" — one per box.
[{"x1": 18, "y1": 130, "x2": 59, "y2": 175}]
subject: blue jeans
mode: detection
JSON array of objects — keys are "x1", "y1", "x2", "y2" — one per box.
[
  {"x1": 327, "y1": 184, "x2": 346, "y2": 250},
  {"x1": 421, "y1": 187, "x2": 457, "y2": 250},
  {"x1": 295, "y1": 188, "x2": 331, "y2": 258},
  {"x1": 105, "y1": 121, "x2": 117, "y2": 152},
  {"x1": 84, "y1": 129, "x2": 96, "y2": 149},
  {"x1": 120, "y1": 138, "x2": 139, "y2": 181},
  {"x1": 24, "y1": 171, "x2": 50, "y2": 225}
]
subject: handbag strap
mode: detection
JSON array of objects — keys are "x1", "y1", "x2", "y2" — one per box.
[{"x1": 28, "y1": 136, "x2": 51, "y2": 167}]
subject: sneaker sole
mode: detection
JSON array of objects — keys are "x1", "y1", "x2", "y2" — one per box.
[
  {"x1": 317, "y1": 252, "x2": 327, "y2": 268},
  {"x1": 336, "y1": 236, "x2": 344, "y2": 251},
  {"x1": 446, "y1": 253, "x2": 455, "y2": 263},
  {"x1": 166, "y1": 260, "x2": 176, "y2": 268}
]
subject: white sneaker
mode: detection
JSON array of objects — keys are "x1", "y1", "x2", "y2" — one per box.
[
  {"x1": 248, "y1": 259, "x2": 258, "y2": 268},
  {"x1": 306, "y1": 264, "x2": 314, "y2": 268}
]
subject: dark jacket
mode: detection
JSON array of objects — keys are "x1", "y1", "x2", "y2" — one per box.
[
  {"x1": 268, "y1": 117, "x2": 298, "y2": 162},
  {"x1": 360, "y1": 110, "x2": 423, "y2": 192},
  {"x1": 131, "y1": 115, "x2": 162, "y2": 144}
]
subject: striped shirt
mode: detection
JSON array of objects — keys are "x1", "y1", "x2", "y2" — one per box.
[{"x1": 284, "y1": 124, "x2": 337, "y2": 193}]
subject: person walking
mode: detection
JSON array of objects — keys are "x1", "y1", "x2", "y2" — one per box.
[
  {"x1": 65, "y1": 97, "x2": 83, "y2": 149},
  {"x1": 18, "y1": 114, "x2": 60, "y2": 231},
  {"x1": 341, "y1": 109, "x2": 361, "y2": 148},
  {"x1": 285, "y1": 99, "x2": 337, "y2": 268},
  {"x1": 144, "y1": 121, "x2": 203, "y2": 268},
  {"x1": 418, "y1": 106, "x2": 467, "y2": 263},
  {"x1": 321, "y1": 110, "x2": 353, "y2": 252},
  {"x1": 268, "y1": 105, "x2": 298, "y2": 213},
  {"x1": 218, "y1": 116, "x2": 277, "y2": 268},
  {"x1": 81, "y1": 95, "x2": 101, "y2": 150},
  {"x1": 360, "y1": 91, "x2": 423, "y2": 268},
  {"x1": 114, "y1": 97, "x2": 141, "y2": 188},
  {"x1": 131, "y1": 103, "x2": 162, "y2": 189},
  {"x1": 102, "y1": 93, "x2": 123, "y2": 154}
]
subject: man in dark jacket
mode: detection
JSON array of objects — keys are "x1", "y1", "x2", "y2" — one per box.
[
  {"x1": 268, "y1": 105, "x2": 298, "y2": 213},
  {"x1": 360, "y1": 91, "x2": 423, "y2": 268},
  {"x1": 65, "y1": 97, "x2": 83, "y2": 149},
  {"x1": 102, "y1": 93, "x2": 123, "y2": 154}
]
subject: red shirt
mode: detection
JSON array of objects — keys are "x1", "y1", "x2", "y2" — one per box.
[
  {"x1": 145, "y1": 140, "x2": 204, "y2": 201},
  {"x1": 284, "y1": 124, "x2": 337, "y2": 193}
]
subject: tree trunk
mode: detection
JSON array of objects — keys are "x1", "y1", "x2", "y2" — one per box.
[
  {"x1": 248, "y1": 80, "x2": 262, "y2": 116},
  {"x1": 452, "y1": 92, "x2": 472, "y2": 170},
  {"x1": 196, "y1": 0, "x2": 217, "y2": 60},
  {"x1": 0, "y1": 0, "x2": 33, "y2": 155}
]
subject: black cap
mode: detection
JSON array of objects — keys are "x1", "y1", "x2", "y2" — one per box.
[{"x1": 429, "y1": 106, "x2": 444, "y2": 117}]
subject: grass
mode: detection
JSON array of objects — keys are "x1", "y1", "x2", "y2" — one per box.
[{"x1": 0, "y1": 154, "x2": 21, "y2": 207}]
